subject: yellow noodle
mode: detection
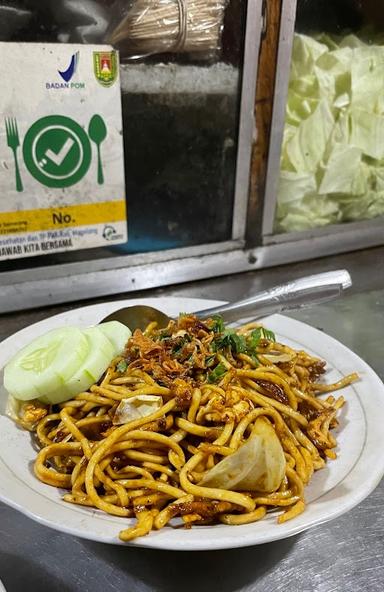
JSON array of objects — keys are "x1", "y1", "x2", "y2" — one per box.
[
  {"x1": 119, "y1": 509, "x2": 157, "y2": 542},
  {"x1": 179, "y1": 452, "x2": 255, "y2": 512},
  {"x1": 23, "y1": 314, "x2": 357, "y2": 542},
  {"x1": 187, "y1": 388, "x2": 202, "y2": 423},
  {"x1": 311, "y1": 374, "x2": 359, "y2": 393},
  {"x1": 278, "y1": 500, "x2": 306, "y2": 523},
  {"x1": 154, "y1": 495, "x2": 194, "y2": 530},
  {"x1": 220, "y1": 506, "x2": 267, "y2": 525}
]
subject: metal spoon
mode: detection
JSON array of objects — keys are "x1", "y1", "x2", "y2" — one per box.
[{"x1": 100, "y1": 269, "x2": 352, "y2": 331}]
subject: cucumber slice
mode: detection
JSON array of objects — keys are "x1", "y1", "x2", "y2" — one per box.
[
  {"x1": 4, "y1": 327, "x2": 88, "y2": 401},
  {"x1": 3, "y1": 325, "x2": 125, "y2": 406},
  {"x1": 63, "y1": 326, "x2": 116, "y2": 400},
  {"x1": 98, "y1": 321, "x2": 131, "y2": 355}
]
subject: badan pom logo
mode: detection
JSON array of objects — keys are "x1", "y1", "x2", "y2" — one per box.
[
  {"x1": 58, "y1": 51, "x2": 79, "y2": 82},
  {"x1": 46, "y1": 52, "x2": 85, "y2": 90}
]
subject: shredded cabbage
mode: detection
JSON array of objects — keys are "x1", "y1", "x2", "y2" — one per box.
[{"x1": 276, "y1": 33, "x2": 384, "y2": 232}]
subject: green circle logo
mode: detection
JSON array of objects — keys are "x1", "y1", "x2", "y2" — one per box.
[{"x1": 23, "y1": 115, "x2": 91, "y2": 188}]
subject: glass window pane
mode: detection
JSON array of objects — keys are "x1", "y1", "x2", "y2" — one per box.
[
  {"x1": 274, "y1": 0, "x2": 384, "y2": 234},
  {"x1": 0, "y1": 0, "x2": 247, "y2": 272}
]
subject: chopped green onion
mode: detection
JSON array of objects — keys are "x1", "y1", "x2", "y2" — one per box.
[
  {"x1": 210, "y1": 315, "x2": 225, "y2": 334},
  {"x1": 116, "y1": 360, "x2": 128, "y2": 373},
  {"x1": 157, "y1": 331, "x2": 171, "y2": 341},
  {"x1": 208, "y1": 363, "x2": 227, "y2": 383},
  {"x1": 247, "y1": 327, "x2": 276, "y2": 351},
  {"x1": 263, "y1": 328, "x2": 276, "y2": 342},
  {"x1": 213, "y1": 330, "x2": 247, "y2": 355},
  {"x1": 205, "y1": 354, "x2": 216, "y2": 367},
  {"x1": 228, "y1": 333, "x2": 247, "y2": 354},
  {"x1": 172, "y1": 339, "x2": 186, "y2": 354},
  {"x1": 250, "y1": 354, "x2": 261, "y2": 367}
]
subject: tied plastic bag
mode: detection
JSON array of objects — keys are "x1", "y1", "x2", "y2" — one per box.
[
  {"x1": 1, "y1": 0, "x2": 113, "y2": 44},
  {"x1": 0, "y1": 1, "x2": 32, "y2": 40},
  {"x1": 107, "y1": 0, "x2": 228, "y2": 60},
  {"x1": 28, "y1": 0, "x2": 112, "y2": 44},
  {"x1": 1, "y1": 0, "x2": 227, "y2": 61}
]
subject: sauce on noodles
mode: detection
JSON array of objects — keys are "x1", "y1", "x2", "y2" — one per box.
[{"x1": 18, "y1": 314, "x2": 358, "y2": 541}]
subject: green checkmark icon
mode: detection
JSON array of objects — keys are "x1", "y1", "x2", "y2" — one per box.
[
  {"x1": 45, "y1": 137, "x2": 75, "y2": 167},
  {"x1": 23, "y1": 115, "x2": 92, "y2": 188}
]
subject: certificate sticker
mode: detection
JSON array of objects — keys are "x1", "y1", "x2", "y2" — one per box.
[{"x1": 0, "y1": 43, "x2": 127, "y2": 261}]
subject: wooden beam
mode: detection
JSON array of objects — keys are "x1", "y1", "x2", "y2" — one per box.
[{"x1": 246, "y1": 0, "x2": 283, "y2": 245}]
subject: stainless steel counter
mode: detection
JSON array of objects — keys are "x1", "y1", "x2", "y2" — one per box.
[{"x1": 1, "y1": 248, "x2": 384, "y2": 592}]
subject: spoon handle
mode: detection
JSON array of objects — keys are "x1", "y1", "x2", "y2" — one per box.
[
  {"x1": 97, "y1": 144, "x2": 104, "y2": 185},
  {"x1": 194, "y1": 270, "x2": 352, "y2": 322}
]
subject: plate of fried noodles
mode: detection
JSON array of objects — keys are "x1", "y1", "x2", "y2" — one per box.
[{"x1": 1, "y1": 296, "x2": 384, "y2": 551}]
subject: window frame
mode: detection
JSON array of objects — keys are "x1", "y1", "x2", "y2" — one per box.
[{"x1": 1, "y1": 0, "x2": 266, "y2": 312}]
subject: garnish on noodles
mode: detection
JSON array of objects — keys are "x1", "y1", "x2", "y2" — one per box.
[{"x1": 5, "y1": 314, "x2": 359, "y2": 542}]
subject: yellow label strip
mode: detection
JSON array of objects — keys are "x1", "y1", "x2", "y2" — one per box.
[{"x1": 0, "y1": 200, "x2": 127, "y2": 234}]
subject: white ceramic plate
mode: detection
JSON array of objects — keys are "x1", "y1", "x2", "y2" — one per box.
[{"x1": 1, "y1": 296, "x2": 384, "y2": 551}]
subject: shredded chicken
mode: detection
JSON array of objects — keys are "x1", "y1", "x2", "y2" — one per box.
[
  {"x1": 19, "y1": 400, "x2": 48, "y2": 431},
  {"x1": 307, "y1": 409, "x2": 337, "y2": 450}
]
